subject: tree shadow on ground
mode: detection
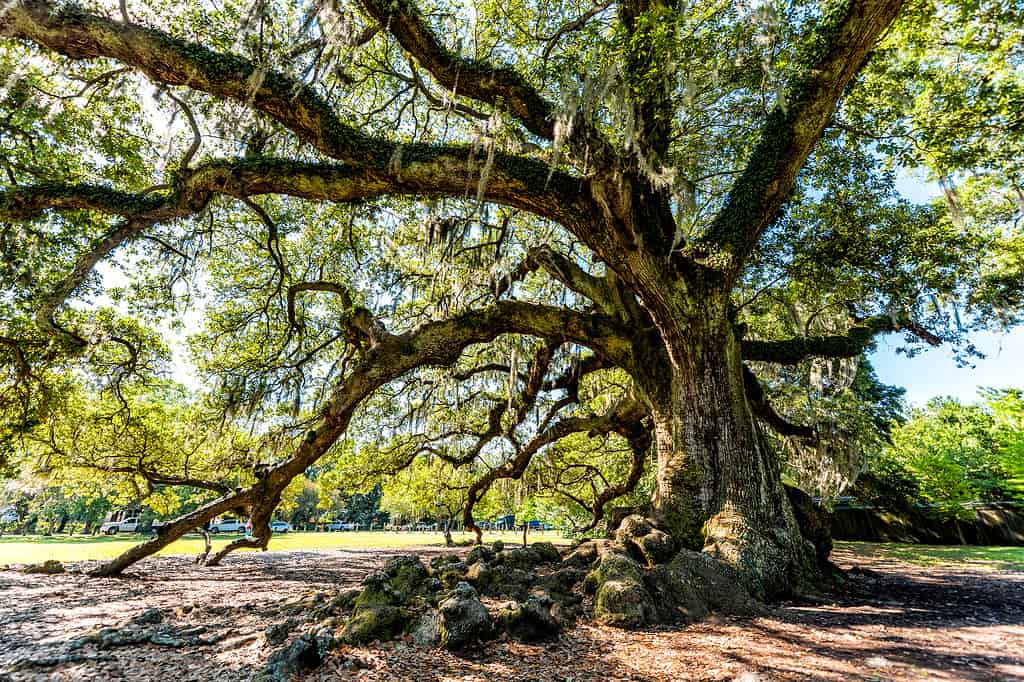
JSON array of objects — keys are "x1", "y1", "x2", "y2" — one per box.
[{"x1": 3, "y1": 546, "x2": 1023, "y2": 681}]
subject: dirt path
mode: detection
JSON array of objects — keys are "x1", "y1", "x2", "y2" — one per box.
[{"x1": 1, "y1": 546, "x2": 1021, "y2": 681}]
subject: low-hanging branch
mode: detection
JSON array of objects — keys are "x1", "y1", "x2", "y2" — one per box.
[
  {"x1": 87, "y1": 298, "x2": 634, "y2": 575},
  {"x1": 0, "y1": 151, "x2": 597, "y2": 353},
  {"x1": 742, "y1": 365, "x2": 815, "y2": 438}
]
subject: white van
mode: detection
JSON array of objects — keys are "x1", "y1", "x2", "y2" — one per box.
[{"x1": 100, "y1": 517, "x2": 140, "y2": 535}]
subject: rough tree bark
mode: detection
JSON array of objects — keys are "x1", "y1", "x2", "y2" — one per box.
[{"x1": 636, "y1": 294, "x2": 813, "y2": 598}]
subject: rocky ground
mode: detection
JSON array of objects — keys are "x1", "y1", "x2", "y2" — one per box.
[{"x1": 1, "y1": 544, "x2": 1022, "y2": 681}]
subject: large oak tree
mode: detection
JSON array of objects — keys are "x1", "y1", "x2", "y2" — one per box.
[{"x1": 0, "y1": 0, "x2": 1021, "y2": 606}]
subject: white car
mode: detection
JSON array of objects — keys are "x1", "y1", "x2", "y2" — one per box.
[
  {"x1": 208, "y1": 518, "x2": 246, "y2": 534},
  {"x1": 100, "y1": 517, "x2": 140, "y2": 535}
]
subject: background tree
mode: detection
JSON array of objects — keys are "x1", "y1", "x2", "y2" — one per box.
[
  {"x1": 861, "y1": 390, "x2": 1024, "y2": 515},
  {"x1": 0, "y1": 0, "x2": 1020, "y2": 616}
]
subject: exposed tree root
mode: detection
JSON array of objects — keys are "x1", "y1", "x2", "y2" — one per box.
[
  {"x1": 230, "y1": 507, "x2": 838, "y2": 680},
  {"x1": 194, "y1": 530, "x2": 212, "y2": 565}
]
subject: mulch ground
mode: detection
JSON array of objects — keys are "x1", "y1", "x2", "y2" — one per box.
[{"x1": 1, "y1": 545, "x2": 1021, "y2": 681}]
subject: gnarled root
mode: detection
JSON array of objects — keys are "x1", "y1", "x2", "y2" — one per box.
[{"x1": 583, "y1": 509, "x2": 827, "y2": 628}]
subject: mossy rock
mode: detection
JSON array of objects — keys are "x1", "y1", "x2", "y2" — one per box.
[
  {"x1": 646, "y1": 549, "x2": 762, "y2": 623},
  {"x1": 583, "y1": 550, "x2": 643, "y2": 593},
  {"x1": 615, "y1": 514, "x2": 676, "y2": 566},
  {"x1": 531, "y1": 541, "x2": 562, "y2": 563},
  {"x1": 587, "y1": 550, "x2": 657, "y2": 628},
  {"x1": 410, "y1": 608, "x2": 441, "y2": 646},
  {"x1": 339, "y1": 605, "x2": 411, "y2": 644},
  {"x1": 492, "y1": 566, "x2": 536, "y2": 600},
  {"x1": 496, "y1": 595, "x2": 561, "y2": 642},
  {"x1": 256, "y1": 633, "x2": 325, "y2": 682},
  {"x1": 535, "y1": 567, "x2": 585, "y2": 605},
  {"x1": 265, "y1": 617, "x2": 300, "y2": 647},
  {"x1": 491, "y1": 540, "x2": 505, "y2": 553},
  {"x1": 594, "y1": 579, "x2": 656, "y2": 628},
  {"x1": 353, "y1": 572, "x2": 396, "y2": 609},
  {"x1": 434, "y1": 562, "x2": 469, "y2": 589},
  {"x1": 466, "y1": 545, "x2": 495, "y2": 565},
  {"x1": 496, "y1": 546, "x2": 542, "y2": 570},
  {"x1": 562, "y1": 539, "x2": 611, "y2": 568},
  {"x1": 22, "y1": 559, "x2": 64, "y2": 575},
  {"x1": 327, "y1": 587, "x2": 362, "y2": 614},
  {"x1": 429, "y1": 554, "x2": 462, "y2": 570},
  {"x1": 383, "y1": 555, "x2": 430, "y2": 598},
  {"x1": 615, "y1": 514, "x2": 654, "y2": 540},
  {"x1": 438, "y1": 582, "x2": 492, "y2": 649}
]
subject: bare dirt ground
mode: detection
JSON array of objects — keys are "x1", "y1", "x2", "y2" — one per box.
[{"x1": 1, "y1": 545, "x2": 1022, "y2": 681}]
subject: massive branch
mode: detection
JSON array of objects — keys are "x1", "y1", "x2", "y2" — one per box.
[
  {"x1": 741, "y1": 313, "x2": 941, "y2": 365},
  {"x1": 0, "y1": 151, "x2": 598, "y2": 349},
  {"x1": 698, "y1": 0, "x2": 904, "y2": 275},
  {"x1": 0, "y1": 1, "x2": 596, "y2": 210},
  {"x1": 357, "y1": 0, "x2": 554, "y2": 141}
]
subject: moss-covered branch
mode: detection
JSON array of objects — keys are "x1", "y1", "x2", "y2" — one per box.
[
  {"x1": 740, "y1": 313, "x2": 940, "y2": 364},
  {"x1": 0, "y1": 1, "x2": 592, "y2": 220},
  {"x1": 697, "y1": 0, "x2": 904, "y2": 275},
  {"x1": 742, "y1": 365, "x2": 815, "y2": 437},
  {"x1": 358, "y1": 0, "x2": 554, "y2": 140}
]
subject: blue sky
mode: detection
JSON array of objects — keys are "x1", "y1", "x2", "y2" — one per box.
[
  {"x1": 871, "y1": 173, "x2": 1024, "y2": 407},
  {"x1": 870, "y1": 328, "x2": 1024, "y2": 407}
]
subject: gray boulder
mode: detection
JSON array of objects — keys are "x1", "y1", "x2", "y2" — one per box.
[{"x1": 438, "y1": 582, "x2": 492, "y2": 649}]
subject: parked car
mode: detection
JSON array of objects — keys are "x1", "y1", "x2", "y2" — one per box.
[
  {"x1": 208, "y1": 518, "x2": 246, "y2": 534},
  {"x1": 100, "y1": 517, "x2": 140, "y2": 535},
  {"x1": 325, "y1": 521, "x2": 359, "y2": 531},
  {"x1": 269, "y1": 521, "x2": 291, "y2": 533}
]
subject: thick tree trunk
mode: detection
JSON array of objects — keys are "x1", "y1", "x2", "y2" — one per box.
[{"x1": 642, "y1": 298, "x2": 814, "y2": 599}]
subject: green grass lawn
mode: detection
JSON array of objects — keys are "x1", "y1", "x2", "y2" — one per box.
[
  {"x1": 0, "y1": 530, "x2": 568, "y2": 565},
  {"x1": 836, "y1": 540, "x2": 1024, "y2": 572},
  {"x1": 5, "y1": 533, "x2": 1021, "y2": 571}
]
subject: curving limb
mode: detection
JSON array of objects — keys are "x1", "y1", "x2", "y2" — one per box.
[
  {"x1": 85, "y1": 296, "x2": 632, "y2": 573},
  {"x1": 742, "y1": 365, "x2": 815, "y2": 438},
  {"x1": 204, "y1": 507, "x2": 274, "y2": 566},
  {"x1": 356, "y1": 0, "x2": 555, "y2": 141},
  {"x1": 461, "y1": 388, "x2": 648, "y2": 542},
  {"x1": 90, "y1": 487, "x2": 254, "y2": 576}
]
